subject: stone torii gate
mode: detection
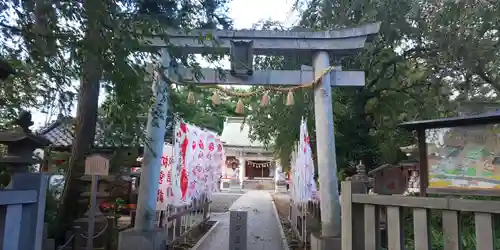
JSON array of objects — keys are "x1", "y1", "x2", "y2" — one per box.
[{"x1": 122, "y1": 23, "x2": 380, "y2": 250}]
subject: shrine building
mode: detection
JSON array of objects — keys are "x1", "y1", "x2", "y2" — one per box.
[{"x1": 220, "y1": 117, "x2": 276, "y2": 188}]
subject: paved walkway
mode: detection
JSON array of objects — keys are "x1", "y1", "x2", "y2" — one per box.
[{"x1": 198, "y1": 190, "x2": 285, "y2": 250}]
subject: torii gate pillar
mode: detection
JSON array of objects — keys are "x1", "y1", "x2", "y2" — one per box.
[{"x1": 313, "y1": 51, "x2": 341, "y2": 237}]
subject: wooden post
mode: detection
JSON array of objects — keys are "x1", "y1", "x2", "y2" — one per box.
[
  {"x1": 341, "y1": 181, "x2": 353, "y2": 250},
  {"x1": 229, "y1": 211, "x2": 247, "y2": 250},
  {"x1": 87, "y1": 175, "x2": 98, "y2": 250},
  {"x1": 417, "y1": 128, "x2": 428, "y2": 196},
  {"x1": 84, "y1": 154, "x2": 110, "y2": 250},
  {"x1": 11, "y1": 173, "x2": 49, "y2": 250}
]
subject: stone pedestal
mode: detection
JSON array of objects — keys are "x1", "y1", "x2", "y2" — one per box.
[
  {"x1": 220, "y1": 179, "x2": 230, "y2": 190},
  {"x1": 274, "y1": 180, "x2": 287, "y2": 193},
  {"x1": 73, "y1": 216, "x2": 111, "y2": 249},
  {"x1": 310, "y1": 232, "x2": 341, "y2": 250},
  {"x1": 238, "y1": 158, "x2": 246, "y2": 187},
  {"x1": 229, "y1": 178, "x2": 241, "y2": 192},
  {"x1": 118, "y1": 228, "x2": 166, "y2": 250}
]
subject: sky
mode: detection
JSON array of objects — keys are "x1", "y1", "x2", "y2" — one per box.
[{"x1": 31, "y1": 0, "x2": 299, "y2": 129}]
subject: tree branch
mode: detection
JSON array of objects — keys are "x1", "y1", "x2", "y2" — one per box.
[
  {"x1": 369, "y1": 79, "x2": 432, "y2": 103},
  {"x1": 366, "y1": 47, "x2": 438, "y2": 90},
  {"x1": 0, "y1": 22, "x2": 22, "y2": 33},
  {"x1": 474, "y1": 65, "x2": 500, "y2": 92}
]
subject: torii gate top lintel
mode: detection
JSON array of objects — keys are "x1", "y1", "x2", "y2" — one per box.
[{"x1": 147, "y1": 22, "x2": 381, "y2": 56}]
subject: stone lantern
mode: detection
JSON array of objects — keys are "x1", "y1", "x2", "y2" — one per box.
[{"x1": 0, "y1": 111, "x2": 50, "y2": 186}]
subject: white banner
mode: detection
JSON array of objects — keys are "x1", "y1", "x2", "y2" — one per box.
[
  {"x1": 154, "y1": 121, "x2": 226, "y2": 208},
  {"x1": 291, "y1": 119, "x2": 317, "y2": 202},
  {"x1": 156, "y1": 143, "x2": 174, "y2": 210}
]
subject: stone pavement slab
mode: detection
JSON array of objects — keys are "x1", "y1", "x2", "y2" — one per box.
[
  {"x1": 197, "y1": 190, "x2": 285, "y2": 250},
  {"x1": 210, "y1": 192, "x2": 243, "y2": 212}
]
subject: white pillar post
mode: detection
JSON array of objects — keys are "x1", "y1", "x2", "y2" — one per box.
[
  {"x1": 134, "y1": 49, "x2": 170, "y2": 231},
  {"x1": 313, "y1": 51, "x2": 341, "y2": 237},
  {"x1": 273, "y1": 164, "x2": 276, "y2": 177},
  {"x1": 239, "y1": 157, "x2": 245, "y2": 187}
]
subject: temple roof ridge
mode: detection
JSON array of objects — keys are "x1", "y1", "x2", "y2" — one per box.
[{"x1": 220, "y1": 116, "x2": 265, "y2": 148}]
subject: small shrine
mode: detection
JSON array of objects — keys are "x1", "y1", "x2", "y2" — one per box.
[
  {"x1": 0, "y1": 111, "x2": 50, "y2": 187},
  {"x1": 220, "y1": 117, "x2": 276, "y2": 189},
  {"x1": 367, "y1": 147, "x2": 420, "y2": 195}
]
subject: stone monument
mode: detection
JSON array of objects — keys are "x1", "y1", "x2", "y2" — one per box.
[
  {"x1": 274, "y1": 164, "x2": 287, "y2": 193},
  {"x1": 0, "y1": 111, "x2": 51, "y2": 186},
  {"x1": 230, "y1": 168, "x2": 241, "y2": 191},
  {"x1": 229, "y1": 211, "x2": 248, "y2": 250}
]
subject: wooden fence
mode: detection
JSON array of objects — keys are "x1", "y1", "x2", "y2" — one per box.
[
  {"x1": 0, "y1": 173, "x2": 49, "y2": 250},
  {"x1": 341, "y1": 181, "x2": 500, "y2": 250},
  {"x1": 58, "y1": 194, "x2": 211, "y2": 250},
  {"x1": 160, "y1": 194, "x2": 211, "y2": 246},
  {"x1": 288, "y1": 193, "x2": 321, "y2": 246}
]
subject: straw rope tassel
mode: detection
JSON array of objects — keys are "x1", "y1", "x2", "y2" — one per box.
[
  {"x1": 211, "y1": 91, "x2": 220, "y2": 105},
  {"x1": 187, "y1": 91, "x2": 195, "y2": 104},
  {"x1": 260, "y1": 92, "x2": 269, "y2": 107},
  {"x1": 235, "y1": 98, "x2": 245, "y2": 114},
  {"x1": 286, "y1": 90, "x2": 294, "y2": 106}
]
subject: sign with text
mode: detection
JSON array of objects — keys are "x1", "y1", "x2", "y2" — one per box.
[
  {"x1": 85, "y1": 155, "x2": 110, "y2": 176},
  {"x1": 229, "y1": 210, "x2": 247, "y2": 250},
  {"x1": 157, "y1": 143, "x2": 174, "y2": 210},
  {"x1": 427, "y1": 124, "x2": 500, "y2": 191}
]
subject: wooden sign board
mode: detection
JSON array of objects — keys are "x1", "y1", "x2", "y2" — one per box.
[
  {"x1": 427, "y1": 124, "x2": 500, "y2": 195},
  {"x1": 229, "y1": 210, "x2": 247, "y2": 250},
  {"x1": 374, "y1": 167, "x2": 405, "y2": 195},
  {"x1": 85, "y1": 154, "x2": 110, "y2": 176}
]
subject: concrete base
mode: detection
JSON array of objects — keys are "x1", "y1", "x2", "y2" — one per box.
[
  {"x1": 118, "y1": 228, "x2": 166, "y2": 250},
  {"x1": 221, "y1": 181, "x2": 230, "y2": 189},
  {"x1": 274, "y1": 185, "x2": 287, "y2": 193},
  {"x1": 42, "y1": 239, "x2": 55, "y2": 250},
  {"x1": 191, "y1": 221, "x2": 220, "y2": 250},
  {"x1": 229, "y1": 181, "x2": 242, "y2": 191},
  {"x1": 310, "y1": 232, "x2": 341, "y2": 250}
]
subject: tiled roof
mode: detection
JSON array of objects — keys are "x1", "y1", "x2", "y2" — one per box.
[
  {"x1": 220, "y1": 117, "x2": 265, "y2": 148},
  {"x1": 36, "y1": 116, "x2": 174, "y2": 148}
]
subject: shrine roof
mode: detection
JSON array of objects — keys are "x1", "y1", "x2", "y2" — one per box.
[
  {"x1": 0, "y1": 131, "x2": 51, "y2": 146},
  {"x1": 367, "y1": 164, "x2": 394, "y2": 176},
  {"x1": 36, "y1": 116, "x2": 174, "y2": 149},
  {"x1": 220, "y1": 117, "x2": 266, "y2": 148},
  {"x1": 399, "y1": 111, "x2": 500, "y2": 130}
]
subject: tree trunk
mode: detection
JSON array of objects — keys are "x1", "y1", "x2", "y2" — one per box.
[
  {"x1": 354, "y1": 90, "x2": 376, "y2": 170},
  {"x1": 54, "y1": 0, "x2": 103, "y2": 242}
]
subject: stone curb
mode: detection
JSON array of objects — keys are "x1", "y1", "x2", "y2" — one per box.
[
  {"x1": 272, "y1": 198, "x2": 291, "y2": 250},
  {"x1": 190, "y1": 220, "x2": 220, "y2": 250}
]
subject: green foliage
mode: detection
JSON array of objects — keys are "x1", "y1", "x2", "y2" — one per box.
[
  {"x1": 99, "y1": 84, "x2": 238, "y2": 144},
  {"x1": 1, "y1": 0, "x2": 234, "y2": 242},
  {"x1": 399, "y1": 195, "x2": 500, "y2": 250},
  {"x1": 249, "y1": 0, "x2": 500, "y2": 173},
  {"x1": 246, "y1": 3, "x2": 500, "y2": 245}
]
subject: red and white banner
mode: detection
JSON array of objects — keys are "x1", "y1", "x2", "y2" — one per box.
[
  {"x1": 155, "y1": 121, "x2": 225, "y2": 208},
  {"x1": 156, "y1": 144, "x2": 174, "y2": 210}
]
